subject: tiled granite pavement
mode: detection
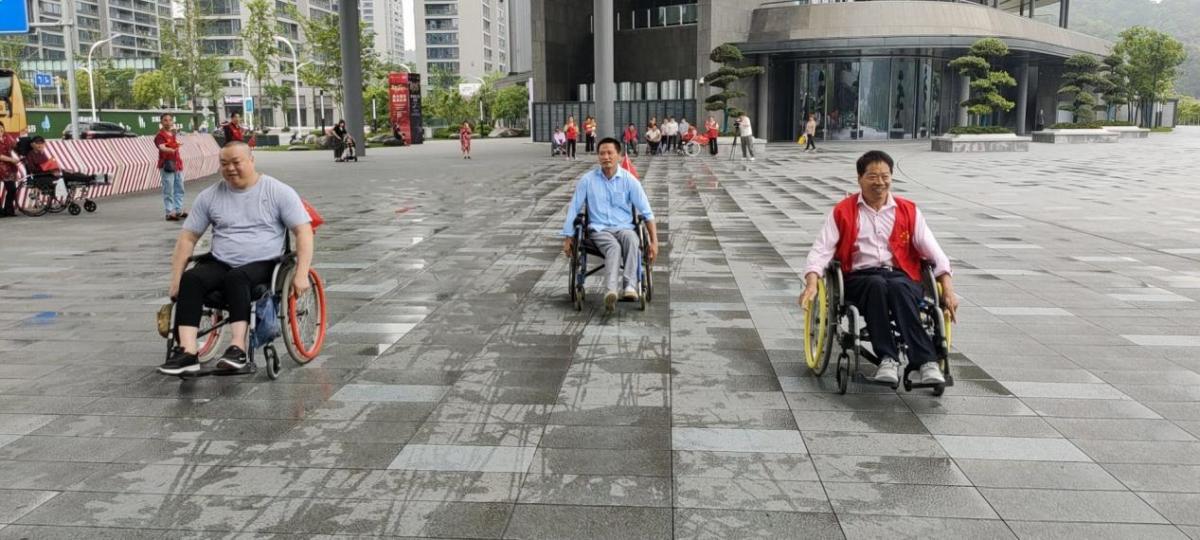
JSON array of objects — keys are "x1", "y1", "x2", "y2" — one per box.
[{"x1": 1, "y1": 130, "x2": 1200, "y2": 538}]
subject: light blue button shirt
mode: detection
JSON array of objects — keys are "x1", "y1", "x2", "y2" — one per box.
[{"x1": 560, "y1": 166, "x2": 654, "y2": 237}]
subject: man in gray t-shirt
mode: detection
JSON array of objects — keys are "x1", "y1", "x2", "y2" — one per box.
[{"x1": 159, "y1": 142, "x2": 314, "y2": 375}]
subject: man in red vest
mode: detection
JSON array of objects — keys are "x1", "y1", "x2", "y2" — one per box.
[{"x1": 800, "y1": 150, "x2": 958, "y2": 385}]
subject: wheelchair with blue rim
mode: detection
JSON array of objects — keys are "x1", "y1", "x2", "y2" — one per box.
[
  {"x1": 803, "y1": 260, "x2": 954, "y2": 395},
  {"x1": 567, "y1": 204, "x2": 653, "y2": 311},
  {"x1": 157, "y1": 240, "x2": 328, "y2": 380}
]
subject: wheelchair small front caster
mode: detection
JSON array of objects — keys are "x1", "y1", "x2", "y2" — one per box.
[
  {"x1": 835, "y1": 353, "x2": 849, "y2": 395},
  {"x1": 68, "y1": 202, "x2": 81, "y2": 215},
  {"x1": 264, "y1": 345, "x2": 281, "y2": 380},
  {"x1": 903, "y1": 378, "x2": 912, "y2": 392},
  {"x1": 84, "y1": 200, "x2": 97, "y2": 212},
  {"x1": 932, "y1": 383, "x2": 945, "y2": 397}
]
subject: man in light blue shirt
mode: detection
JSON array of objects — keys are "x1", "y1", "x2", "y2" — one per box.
[{"x1": 562, "y1": 137, "x2": 659, "y2": 311}]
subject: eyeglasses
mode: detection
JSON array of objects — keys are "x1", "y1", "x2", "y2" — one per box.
[{"x1": 862, "y1": 174, "x2": 891, "y2": 182}]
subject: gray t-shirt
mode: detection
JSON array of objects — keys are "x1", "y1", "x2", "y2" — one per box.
[{"x1": 182, "y1": 174, "x2": 311, "y2": 267}]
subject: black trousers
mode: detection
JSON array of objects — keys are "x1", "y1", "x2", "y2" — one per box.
[
  {"x1": 176, "y1": 255, "x2": 276, "y2": 328},
  {"x1": 585, "y1": 134, "x2": 596, "y2": 153},
  {"x1": 1, "y1": 179, "x2": 16, "y2": 215},
  {"x1": 843, "y1": 267, "x2": 935, "y2": 367},
  {"x1": 566, "y1": 139, "x2": 576, "y2": 158},
  {"x1": 708, "y1": 137, "x2": 718, "y2": 155},
  {"x1": 805, "y1": 136, "x2": 817, "y2": 150}
]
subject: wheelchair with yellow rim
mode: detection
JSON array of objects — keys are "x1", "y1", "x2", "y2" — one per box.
[{"x1": 803, "y1": 260, "x2": 954, "y2": 395}]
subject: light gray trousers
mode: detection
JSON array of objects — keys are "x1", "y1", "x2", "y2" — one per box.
[{"x1": 590, "y1": 228, "x2": 640, "y2": 292}]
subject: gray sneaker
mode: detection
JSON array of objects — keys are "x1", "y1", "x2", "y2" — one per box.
[
  {"x1": 604, "y1": 291, "x2": 618, "y2": 313},
  {"x1": 874, "y1": 358, "x2": 900, "y2": 384},
  {"x1": 920, "y1": 362, "x2": 946, "y2": 384}
]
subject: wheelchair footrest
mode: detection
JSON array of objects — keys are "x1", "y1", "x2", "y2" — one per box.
[
  {"x1": 178, "y1": 361, "x2": 257, "y2": 379},
  {"x1": 850, "y1": 373, "x2": 900, "y2": 389},
  {"x1": 905, "y1": 374, "x2": 954, "y2": 389}
]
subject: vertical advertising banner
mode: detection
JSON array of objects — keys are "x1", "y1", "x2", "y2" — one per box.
[
  {"x1": 388, "y1": 72, "x2": 411, "y2": 144},
  {"x1": 388, "y1": 72, "x2": 424, "y2": 144},
  {"x1": 408, "y1": 74, "x2": 423, "y2": 144}
]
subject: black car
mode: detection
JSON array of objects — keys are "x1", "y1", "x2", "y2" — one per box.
[{"x1": 61, "y1": 122, "x2": 139, "y2": 140}]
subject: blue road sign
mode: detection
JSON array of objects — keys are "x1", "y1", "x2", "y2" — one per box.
[
  {"x1": 244, "y1": 97, "x2": 255, "y2": 113},
  {"x1": 35, "y1": 73, "x2": 53, "y2": 88},
  {"x1": 0, "y1": 0, "x2": 31, "y2": 34}
]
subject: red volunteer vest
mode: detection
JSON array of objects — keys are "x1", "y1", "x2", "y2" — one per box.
[{"x1": 832, "y1": 193, "x2": 922, "y2": 282}]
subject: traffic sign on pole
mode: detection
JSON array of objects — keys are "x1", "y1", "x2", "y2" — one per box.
[
  {"x1": 35, "y1": 73, "x2": 53, "y2": 88},
  {"x1": 0, "y1": 0, "x2": 31, "y2": 34}
]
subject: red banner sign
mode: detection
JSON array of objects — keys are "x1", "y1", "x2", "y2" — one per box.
[{"x1": 388, "y1": 72, "x2": 412, "y2": 144}]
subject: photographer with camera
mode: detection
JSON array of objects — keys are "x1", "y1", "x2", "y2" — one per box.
[{"x1": 736, "y1": 113, "x2": 755, "y2": 161}]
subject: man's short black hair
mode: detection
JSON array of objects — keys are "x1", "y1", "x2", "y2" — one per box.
[
  {"x1": 856, "y1": 150, "x2": 894, "y2": 176},
  {"x1": 160, "y1": 113, "x2": 172, "y2": 121},
  {"x1": 597, "y1": 137, "x2": 622, "y2": 153},
  {"x1": 31, "y1": 135, "x2": 46, "y2": 144}
]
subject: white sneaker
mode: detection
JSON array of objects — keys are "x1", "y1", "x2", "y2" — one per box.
[
  {"x1": 623, "y1": 287, "x2": 639, "y2": 301},
  {"x1": 874, "y1": 358, "x2": 900, "y2": 384},
  {"x1": 604, "y1": 290, "x2": 618, "y2": 312},
  {"x1": 920, "y1": 362, "x2": 945, "y2": 384},
  {"x1": 750, "y1": 157, "x2": 756, "y2": 161}
]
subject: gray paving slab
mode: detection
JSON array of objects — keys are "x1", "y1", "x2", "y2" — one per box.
[{"x1": 5, "y1": 133, "x2": 1200, "y2": 535}]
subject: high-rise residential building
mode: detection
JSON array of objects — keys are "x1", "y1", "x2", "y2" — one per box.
[
  {"x1": 414, "y1": 0, "x2": 511, "y2": 81},
  {"x1": 531, "y1": 0, "x2": 1106, "y2": 141},
  {"x1": 198, "y1": 0, "x2": 337, "y2": 128},
  {"x1": 17, "y1": 0, "x2": 166, "y2": 77},
  {"x1": 363, "y1": 0, "x2": 407, "y2": 65}
]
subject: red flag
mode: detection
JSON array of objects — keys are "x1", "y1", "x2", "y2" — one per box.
[{"x1": 620, "y1": 154, "x2": 639, "y2": 180}]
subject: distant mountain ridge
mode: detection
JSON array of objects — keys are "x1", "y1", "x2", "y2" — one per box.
[{"x1": 1071, "y1": 0, "x2": 1200, "y2": 97}]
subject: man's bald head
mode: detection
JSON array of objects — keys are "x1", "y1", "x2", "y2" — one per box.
[{"x1": 219, "y1": 141, "x2": 258, "y2": 188}]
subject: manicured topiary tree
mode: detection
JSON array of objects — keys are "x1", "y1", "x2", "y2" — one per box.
[
  {"x1": 949, "y1": 38, "x2": 1016, "y2": 127},
  {"x1": 1057, "y1": 54, "x2": 1109, "y2": 124},
  {"x1": 704, "y1": 43, "x2": 765, "y2": 124}
]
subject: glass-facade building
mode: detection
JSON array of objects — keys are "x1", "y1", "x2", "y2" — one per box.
[{"x1": 531, "y1": 0, "x2": 1107, "y2": 141}]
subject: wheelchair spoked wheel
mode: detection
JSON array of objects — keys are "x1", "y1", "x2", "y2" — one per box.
[
  {"x1": 684, "y1": 141, "x2": 701, "y2": 157},
  {"x1": 803, "y1": 277, "x2": 836, "y2": 376},
  {"x1": 68, "y1": 203, "x2": 81, "y2": 215},
  {"x1": 84, "y1": 200, "x2": 97, "y2": 213},
  {"x1": 282, "y1": 268, "x2": 328, "y2": 364},
  {"x1": 17, "y1": 187, "x2": 52, "y2": 217},
  {"x1": 264, "y1": 344, "x2": 281, "y2": 380}
]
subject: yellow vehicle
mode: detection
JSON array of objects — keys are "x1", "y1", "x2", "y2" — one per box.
[{"x1": 0, "y1": 68, "x2": 28, "y2": 133}]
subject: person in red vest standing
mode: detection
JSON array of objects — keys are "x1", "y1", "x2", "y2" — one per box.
[
  {"x1": 221, "y1": 112, "x2": 246, "y2": 147},
  {"x1": 155, "y1": 114, "x2": 187, "y2": 221},
  {"x1": 799, "y1": 150, "x2": 958, "y2": 386},
  {"x1": 563, "y1": 116, "x2": 578, "y2": 161},
  {"x1": 0, "y1": 121, "x2": 20, "y2": 217}
]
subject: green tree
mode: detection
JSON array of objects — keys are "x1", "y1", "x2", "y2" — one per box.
[
  {"x1": 0, "y1": 36, "x2": 31, "y2": 71},
  {"x1": 263, "y1": 84, "x2": 293, "y2": 126},
  {"x1": 949, "y1": 38, "x2": 1017, "y2": 126},
  {"x1": 1115, "y1": 26, "x2": 1187, "y2": 127},
  {"x1": 288, "y1": 5, "x2": 379, "y2": 117},
  {"x1": 1099, "y1": 52, "x2": 1131, "y2": 121},
  {"x1": 161, "y1": 0, "x2": 225, "y2": 128},
  {"x1": 1178, "y1": 95, "x2": 1200, "y2": 125},
  {"x1": 240, "y1": 0, "x2": 277, "y2": 128},
  {"x1": 132, "y1": 70, "x2": 175, "y2": 108},
  {"x1": 703, "y1": 43, "x2": 764, "y2": 119},
  {"x1": 98, "y1": 66, "x2": 136, "y2": 109},
  {"x1": 493, "y1": 85, "x2": 529, "y2": 123},
  {"x1": 1057, "y1": 54, "x2": 1107, "y2": 123}
]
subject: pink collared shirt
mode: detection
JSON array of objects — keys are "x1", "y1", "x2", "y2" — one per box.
[{"x1": 804, "y1": 193, "x2": 952, "y2": 278}]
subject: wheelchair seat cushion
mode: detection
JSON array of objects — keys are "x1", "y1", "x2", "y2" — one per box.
[{"x1": 204, "y1": 284, "x2": 271, "y2": 309}]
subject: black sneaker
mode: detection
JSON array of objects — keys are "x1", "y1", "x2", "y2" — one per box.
[
  {"x1": 214, "y1": 345, "x2": 253, "y2": 375},
  {"x1": 159, "y1": 347, "x2": 200, "y2": 375}
]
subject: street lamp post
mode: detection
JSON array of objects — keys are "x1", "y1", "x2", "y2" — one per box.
[
  {"x1": 87, "y1": 33, "x2": 124, "y2": 121},
  {"x1": 463, "y1": 74, "x2": 486, "y2": 125},
  {"x1": 274, "y1": 35, "x2": 302, "y2": 133}
]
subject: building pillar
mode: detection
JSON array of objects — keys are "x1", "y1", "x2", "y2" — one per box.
[
  {"x1": 1016, "y1": 60, "x2": 1029, "y2": 134},
  {"x1": 958, "y1": 75, "x2": 970, "y2": 127},
  {"x1": 339, "y1": 0, "x2": 366, "y2": 155},
  {"x1": 1060, "y1": 0, "x2": 1069, "y2": 28},
  {"x1": 756, "y1": 54, "x2": 769, "y2": 141},
  {"x1": 593, "y1": 0, "x2": 615, "y2": 138}
]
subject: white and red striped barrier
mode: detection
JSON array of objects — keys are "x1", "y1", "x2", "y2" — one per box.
[{"x1": 0, "y1": 134, "x2": 221, "y2": 203}]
